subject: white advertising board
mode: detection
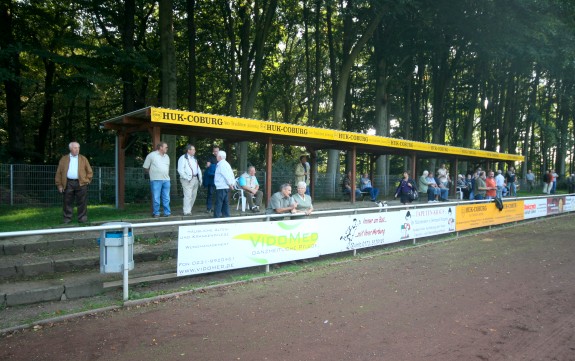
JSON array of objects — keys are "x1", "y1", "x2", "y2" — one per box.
[
  {"x1": 314, "y1": 212, "x2": 404, "y2": 255},
  {"x1": 564, "y1": 196, "x2": 575, "y2": 212},
  {"x1": 177, "y1": 220, "x2": 321, "y2": 276},
  {"x1": 177, "y1": 211, "x2": 410, "y2": 276},
  {"x1": 178, "y1": 195, "x2": 567, "y2": 277},
  {"x1": 523, "y1": 198, "x2": 548, "y2": 219},
  {"x1": 410, "y1": 206, "x2": 456, "y2": 238}
]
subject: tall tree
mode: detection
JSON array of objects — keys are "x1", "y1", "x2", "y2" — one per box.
[
  {"x1": 326, "y1": 1, "x2": 384, "y2": 178},
  {"x1": 0, "y1": 0, "x2": 25, "y2": 161}
]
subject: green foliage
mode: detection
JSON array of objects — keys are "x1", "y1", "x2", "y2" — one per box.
[
  {"x1": 0, "y1": 204, "x2": 152, "y2": 232},
  {"x1": 0, "y1": 0, "x2": 574, "y2": 176}
]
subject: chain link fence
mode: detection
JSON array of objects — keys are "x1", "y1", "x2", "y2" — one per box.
[{"x1": 0, "y1": 164, "x2": 402, "y2": 206}]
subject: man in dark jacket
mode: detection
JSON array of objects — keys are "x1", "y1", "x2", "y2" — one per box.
[{"x1": 203, "y1": 145, "x2": 219, "y2": 213}]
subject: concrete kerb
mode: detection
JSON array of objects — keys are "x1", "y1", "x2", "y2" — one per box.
[
  {"x1": 0, "y1": 305, "x2": 122, "y2": 336},
  {"x1": 0, "y1": 272, "x2": 295, "y2": 336}
]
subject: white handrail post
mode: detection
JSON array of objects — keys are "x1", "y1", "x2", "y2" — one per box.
[{"x1": 123, "y1": 225, "x2": 130, "y2": 301}]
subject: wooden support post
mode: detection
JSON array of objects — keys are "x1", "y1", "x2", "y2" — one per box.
[
  {"x1": 351, "y1": 146, "x2": 357, "y2": 203},
  {"x1": 118, "y1": 133, "x2": 126, "y2": 209},
  {"x1": 266, "y1": 137, "x2": 273, "y2": 205}
]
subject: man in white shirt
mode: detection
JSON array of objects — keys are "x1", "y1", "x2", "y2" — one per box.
[
  {"x1": 143, "y1": 142, "x2": 171, "y2": 218},
  {"x1": 495, "y1": 170, "x2": 506, "y2": 199},
  {"x1": 239, "y1": 165, "x2": 263, "y2": 212},
  {"x1": 525, "y1": 170, "x2": 535, "y2": 192},
  {"x1": 177, "y1": 144, "x2": 202, "y2": 216},
  {"x1": 55, "y1": 141, "x2": 93, "y2": 223},
  {"x1": 213, "y1": 150, "x2": 235, "y2": 218}
]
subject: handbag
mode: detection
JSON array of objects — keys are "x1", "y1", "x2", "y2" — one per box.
[{"x1": 408, "y1": 189, "x2": 418, "y2": 201}]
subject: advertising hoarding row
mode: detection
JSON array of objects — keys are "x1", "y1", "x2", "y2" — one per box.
[{"x1": 177, "y1": 196, "x2": 574, "y2": 276}]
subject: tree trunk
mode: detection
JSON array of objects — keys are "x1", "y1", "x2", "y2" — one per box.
[
  {"x1": 373, "y1": 24, "x2": 390, "y2": 192},
  {"x1": 326, "y1": 6, "x2": 385, "y2": 176},
  {"x1": 237, "y1": 0, "x2": 278, "y2": 173},
  {"x1": 121, "y1": 0, "x2": 136, "y2": 113},
  {"x1": 159, "y1": 0, "x2": 177, "y2": 193},
  {"x1": 187, "y1": 0, "x2": 196, "y2": 111},
  {"x1": 311, "y1": 0, "x2": 322, "y2": 126},
  {"x1": 1, "y1": 0, "x2": 25, "y2": 162},
  {"x1": 34, "y1": 59, "x2": 56, "y2": 164}
]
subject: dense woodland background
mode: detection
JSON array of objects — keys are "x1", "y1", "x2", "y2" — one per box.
[{"x1": 1, "y1": 0, "x2": 575, "y2": 181}]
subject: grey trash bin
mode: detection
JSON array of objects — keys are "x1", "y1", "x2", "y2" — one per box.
[{"x1": 99, "y1": 222, "x2": 135, "y2": 273}]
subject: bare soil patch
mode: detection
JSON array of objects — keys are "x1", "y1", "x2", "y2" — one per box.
[{"x1": 2, "y1": 215, "x2": 575, "y2": 361}]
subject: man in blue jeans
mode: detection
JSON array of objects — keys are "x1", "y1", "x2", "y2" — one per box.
[
  {"x1": 143, "y1": 142, "x2": 171, "y2": 218},
  {"x1": 213, "y1": 150, "x2": 236, "y2": 218}
]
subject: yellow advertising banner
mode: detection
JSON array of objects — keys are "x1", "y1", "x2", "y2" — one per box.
[
  {"x1": 455, "y1": 200, "x2": 524, "y2": 231},
  {"x1": 150, "y1": 107, "x2": 524, "y2": 162}
]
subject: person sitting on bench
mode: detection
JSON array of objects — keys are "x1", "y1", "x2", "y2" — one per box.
[
  {"x1": 342, "y1": 171, "x2": 361, "y2": 199},
  {"x1": 360, "y1": 173, "x2": 379, "y2": 201}
]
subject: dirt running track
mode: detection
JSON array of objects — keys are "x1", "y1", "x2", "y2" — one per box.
[{"x1": 2, "y1": 215, "x2": 575, "y2": 361}]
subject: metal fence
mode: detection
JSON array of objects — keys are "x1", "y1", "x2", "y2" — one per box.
[
  {"x1": 0, "y1": 164, "x2": 150, "y2": 206},
  {"x1": 6, "y1": 163, "x2": 543, "y2": 206}
]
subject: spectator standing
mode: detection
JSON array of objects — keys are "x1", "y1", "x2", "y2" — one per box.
[
  {"x1": 360, "y1": 173, "x2": 379, "y2": 201},
  {"x1": 394, "y1": 171, "x2": 415, "y2": 205},
  {"x1": 213, "y1": 150, "x2": 235, "y2": 218},
  {"x1": 143, "y1": 142, "x2": 171, "y2": 218},
  {"x1": 485, "y1": 171, "x2": 497, "y2": 200},
  {"x1": 505, "y1": 167, "x2": 517, "y2": 197},
  {"x1": 294, "y1": 155, "x2": 311, "y2": 195},
  {"x1": 474, "y1": 171, "x2": 488, "y2": 200},
  {"x1": 466, "y1": 174, "x2": 474, "y2": 200},
  {"x1": 55, "y1": 141, "x2": 93, "y2": 224},
  {"x1": 551, "y1": 169, "x2": 558, "y2": 194},
  {"x1": 266, "y1": 183, "x2": 297, "y2": 215},
  {"x1": 495, "y1": 170, "x2": 506, "y2": 199},
  {"x1": 203, "y1": 145, "x2": 219, "y2": 214},
  {"x1": 568, "y1": 174, "x2": 575, "y2": 193},
  {"x1": 437, "y1": 163, "x2": 451, "y2": 185},
  {"x1": 177, "y1": 144, "x2": 202, "y2": 216},
  {"x1": 525, "y1": 170, "x2": 535, "y2": 192},
  {"x1": 543, "y1": 170, "x2": 552, "y2": 194},
  {"x1": 239, "y1": 165, "x2": 263, "y2": 212}
]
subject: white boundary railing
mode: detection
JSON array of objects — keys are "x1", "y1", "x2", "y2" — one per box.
[{"x1": 1, "y1": 194, "x2": 573, "y2": 301}]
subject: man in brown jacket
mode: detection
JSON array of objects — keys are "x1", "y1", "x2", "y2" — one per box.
[{"x1": 55, "y1": 142, "x2": 93, "y2": 223}]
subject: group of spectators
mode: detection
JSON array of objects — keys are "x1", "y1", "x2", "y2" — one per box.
[
  {"x1": 54, "y1": 141, "x2": 573, "y2": 224},
  {"x1": 450, "y1": 167, "x2": 517, "y2": 201},
  {"x1": 417, "y1": 164, "x2": 452, "y2": 203},
  {"x1": 416, "y1": 165, "x2": 524, "y2": 202},
  {"x1": 542, "y1": 169, "x2": 559, "y2": 195},
  {"x1": 142, "y1": 144, "x2": 314, "y2": 219},
  {"x1": 342, "y1": 171, "x2": 380, "y2": 202}
]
